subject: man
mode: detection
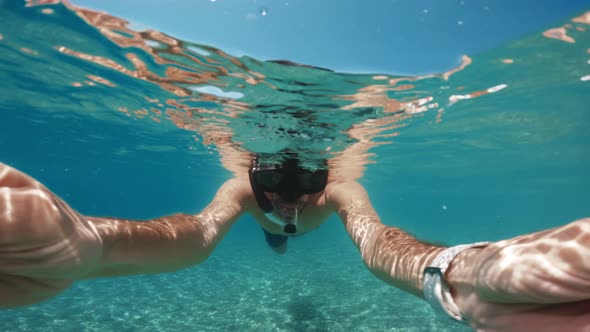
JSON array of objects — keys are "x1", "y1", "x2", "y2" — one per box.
[
  {"x1": 0, "y1": 158, "x2": 589, "y2": 331},
  {"x1": 249, "y1": 154, "x2": 331, "y2": 253}
]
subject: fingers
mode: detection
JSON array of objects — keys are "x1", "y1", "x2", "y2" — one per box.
[
  {"x1": 0, "y1": 273, "x2": 72, "y2": 308},
  {"x1": 0, "y1": 163, "x2": 91, "y2": 308},
  {"x1": 0, "y1": 184, "x2": 65, "y2": 249},
  {"x1": 464, "y1": 299, "x2": 590, "y2": 332},
  {"x1": 476, "y1": 218, "x2": 590, "y2": 304},
  {"x1": 0, "y1": 163, "x2": 41, "y2": 189},
  {"x1": 0, "y1": 162, "x2": 66, "y2": 247}
]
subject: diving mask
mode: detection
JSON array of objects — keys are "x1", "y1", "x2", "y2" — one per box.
[{"x1": 249, "y1": 155, "x2": 328, "y2": 234}]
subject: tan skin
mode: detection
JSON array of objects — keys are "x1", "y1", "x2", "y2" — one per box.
[{"x1": 0, "y1": 162, "x2": 589, "y2": 331}]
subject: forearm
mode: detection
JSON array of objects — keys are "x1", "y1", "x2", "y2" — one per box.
[
  {"x1": 85, "y1": 180, "x2": 247, "y2": 278},
  {"x1": 85, "y1": 214, "x2": 213, "y2": 277},
  {"x1": 341, "y1": 207, "x2": 444, "y2": 297},
  {"x1": 331, "y1": 182, "x2": 444, "y2": 297}
]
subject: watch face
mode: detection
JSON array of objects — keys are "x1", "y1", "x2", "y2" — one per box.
[{"x1": 423, "y1": 266, "x2": 443, "y2": 275}]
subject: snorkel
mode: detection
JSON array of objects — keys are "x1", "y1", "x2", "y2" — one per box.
[
  {"x1": 248, "y1": 154, "x2": 328, "y2": 234},
  {"x1": 266, "y1": 200, "x2": 299, "y2": 234}
]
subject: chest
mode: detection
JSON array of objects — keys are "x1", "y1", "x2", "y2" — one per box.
[{"x1": 248, "y1": 204, "x2": 333, "y2": 236}]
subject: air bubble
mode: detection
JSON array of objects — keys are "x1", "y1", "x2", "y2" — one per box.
[{"x1": 260, "y1": 7, "x2": 268, "y2": 16}]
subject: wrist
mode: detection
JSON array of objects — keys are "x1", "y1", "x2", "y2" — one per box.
[
  {"x1": 423, "y1": 242, "x2": 490, "y2": 322},
  {"x1": 445, "y1": 246, "x2": 486, "y2": 287}
]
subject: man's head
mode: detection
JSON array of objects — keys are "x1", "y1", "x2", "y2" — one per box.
[{"x1": 249, "y1": 154, "x2": 328, "y2": 233}]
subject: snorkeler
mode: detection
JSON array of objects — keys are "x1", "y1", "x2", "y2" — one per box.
[
  {"x1": 0, "y1": 160, "x2": 589, "y2": 331},
  {"x1": 249, "y1": 154, "x2": 329, "y2": 253}
]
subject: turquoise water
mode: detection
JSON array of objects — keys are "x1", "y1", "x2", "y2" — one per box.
[{"x1": 1, "y1": 1, "x2": 589, "y2": 331}]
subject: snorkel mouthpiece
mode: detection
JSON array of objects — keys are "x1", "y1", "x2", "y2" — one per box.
[
  {"x1": 283, "y1": 224, "x2": 297, "y2": 234},
  {"x1": 264, "y1": 206, "x2": 298, "y2": 234}
]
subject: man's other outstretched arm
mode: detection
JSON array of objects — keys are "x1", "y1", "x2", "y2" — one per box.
[
  {"x1": 327, "y1": 181, "x2": 590, "y2": 331},
  {"x1": 326, "y1": 181, "x2": 444, "y2": 297},
  {"x1": 86, "y1": 178, "x2": 251, "y2": 277},
  {"x1": 0, "y1": 163, "x2": 252, "y2": 307}
]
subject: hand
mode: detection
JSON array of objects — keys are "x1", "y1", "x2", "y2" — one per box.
[
  {"x1": 0, "y1": 163, "x2": 103, "y2": 308},
  {"x1": 447, "y1": 218, "x2": 590, "y2": 331}
]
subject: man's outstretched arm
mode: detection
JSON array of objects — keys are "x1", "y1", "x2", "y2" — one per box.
[
  {"x1": 0, "y1": 162, "x2": 251, "y2": 307},
  {"x1": 326, "y1": 181, "x2": 444, "y2": 297},
  {"x1": 86, "y1": 178, "x2": 251, "y2": 277},
  {"x1": 327, "y1": 181, "x2": 590, "y2": 331}
]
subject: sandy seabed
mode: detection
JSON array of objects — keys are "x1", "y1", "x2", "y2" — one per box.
[{"x1": 0, "y1": 234, "x2": 471, "y2": 332}]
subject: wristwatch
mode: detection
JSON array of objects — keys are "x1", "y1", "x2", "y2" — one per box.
[{"x1": 423, "y1": 242, "x2": 490, "y2": 322}]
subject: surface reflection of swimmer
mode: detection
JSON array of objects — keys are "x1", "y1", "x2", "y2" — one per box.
[{"x1": 1, "y1": 157, "x2": 589, "y2": 331}]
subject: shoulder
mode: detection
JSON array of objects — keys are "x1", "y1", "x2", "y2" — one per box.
[
  {"x1": 324, "y1": 181, "x2": 369, "y2": 207},
  {"x1": 213, "y1": 177, "x2": 255, "y2": 206}
]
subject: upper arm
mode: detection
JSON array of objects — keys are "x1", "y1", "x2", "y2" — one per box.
[
  {"x1": 325, "y1": 181, "x2": 378, "y2": 221},
  {"x1": 198, "y1": 178, "x2": 252, "y2": 236},
  {"x1": 325, "y1": 181, "x2": 388, "y2": 259},
  {"x1": 203, "y1": 177, "x2": 252, "y2": 224}
]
